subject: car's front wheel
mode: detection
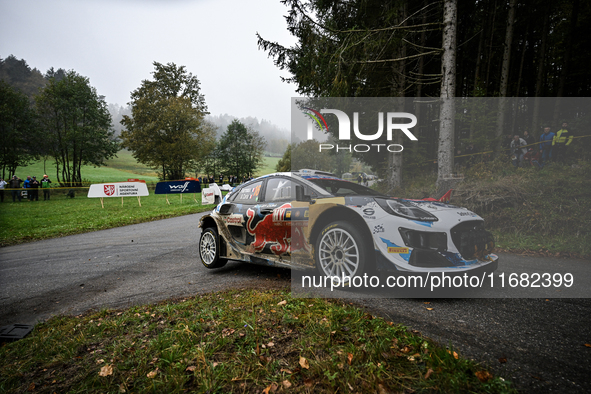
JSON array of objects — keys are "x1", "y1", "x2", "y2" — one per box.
[
  {"x1": 199, "y1": 227, "x2": 228, "y2": 268},
  {"x1": 315, "y1": 221, "x2": 368, "y2": 278}
]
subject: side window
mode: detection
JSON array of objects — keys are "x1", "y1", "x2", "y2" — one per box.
[
  {"x1": 232, "y1": 181, "x2": 263, "y2": 204},
  {"x1": 264, "y1": 178, "x2": 295, "y2": 202}
]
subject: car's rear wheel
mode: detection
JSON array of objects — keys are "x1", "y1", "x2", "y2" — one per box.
[
  {"x1": 315, "y1": 221, "x2": 368, "y2": 278},
  {"x1": 199, "y1": 227, "x2": 227, "y2": 268}
]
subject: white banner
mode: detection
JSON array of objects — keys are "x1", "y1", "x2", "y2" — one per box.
[
  {"x1": 201, "y1": 183, "x2": 222, "y2": 205},
  {"x1": 88, "y1": 182, "x2": 149, "y2": 198}
]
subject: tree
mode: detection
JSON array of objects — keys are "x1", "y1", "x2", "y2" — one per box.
[
  {"x1": 0, "y1": 55, "x2": 46, "y2": 99},
  {"x1": 436, "y1": 0, "x2": 457, "y2": 192},
  {"x1": 276, "y1": 143, "x2": 292, "y2": 172},
  {"x1": 35, "y1": 71, "x2": 118, "y2": 186},
  {"x1": 121, "y1": 62, "x2": 213, "y2": 180},
  {"x1": 0, "y1": 81, "x2": 38, "y2": 178},
  {"x1": 291, "y1": 140, "x2": 335, "y2": 172},
  {"x1": 217, "y1": 120, "x2": 266, "y2": 179},
  {"x1": 258, "y1": 0, "x2": 438, "y2": 190}
]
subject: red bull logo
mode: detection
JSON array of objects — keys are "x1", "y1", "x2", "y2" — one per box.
[{"x1": 246, "y1": 203, "x2": 291, "y2": 255}]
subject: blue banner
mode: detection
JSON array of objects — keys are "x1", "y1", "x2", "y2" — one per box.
[{"x1": 155, "y1": 180, "x2": 201, "y2": 194}]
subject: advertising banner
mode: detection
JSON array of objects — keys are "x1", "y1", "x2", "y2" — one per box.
[
  {"x1": 88, "y1": 182, "x2": 149, "y2": 198},
  {"x1": 154, "y1": 180, "x2": 201, "y2": 194},
  {"x1": 202, "y1": 183, "x2": 222, "y2": 205}
]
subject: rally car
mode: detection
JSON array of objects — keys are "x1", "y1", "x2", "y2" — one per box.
[{"x1": 198, "y1": 172, "x2": 498, "y2": 277}]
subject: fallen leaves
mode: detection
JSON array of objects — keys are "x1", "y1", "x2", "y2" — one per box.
[
  {"x1": 447, "y1": 350, "x2": 459, "y2": 359},
  {"x1": 424, "y1": 368, "x2": 434, "y2": 379},
  {"x1": 98, "y1": 364, "x2": 113, "y2": 377},
  {"x1": 147, "y1": 368, "x2": 158, "y2": 379},
  {"x1": 475, "y1": 370, "x2": 493, "y2": 382},
  {"x1": 262, "y1": 382, "x2": 278, "y2": 393},
  {"x1": 347, "y1": 353, "x2": 354, "y2": 365},
  {"x1": 277, "y1": 300, "x2": 287, "y2": 306},
  {"x1": 299, "y1": 356, "x2": 309, "y2": 369}
]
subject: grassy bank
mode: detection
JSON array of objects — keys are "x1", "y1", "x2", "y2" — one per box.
[
  {"x1": 0, "y1": 288, "x2": 514, "y2": 393},
  {"x1": 0, "y1": 191, "x2": 214, "y2": 247},
  {"x1": 392, "y1": 159, "x2": 591, "y2": 258}
]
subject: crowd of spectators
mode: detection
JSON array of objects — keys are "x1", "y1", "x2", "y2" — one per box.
[
  {"x1": 455, "y1": 122, "x2": 576, "y2": 170},
  {"x1": 199, "y1": 175, "x2": 252, "y2": 186},
  {"x1": 0, "y1": 174, "x2": 52, "y2": 202}
]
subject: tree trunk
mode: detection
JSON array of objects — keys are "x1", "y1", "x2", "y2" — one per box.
[
  {"x1": 553, "y1": 0, "x2": 579, "y2": 122},
  {"x1": 495, "y1": 0, "x2": 516, "y2": 153},
  {"x1": 531, "y1": 2, "x2": 551, "y2": 135},
  {"x1": 437, "y1": 0, "x2": 457, "y2": 194}
]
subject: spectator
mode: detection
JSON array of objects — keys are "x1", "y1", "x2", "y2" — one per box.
[
  {"x1": 219, "y1": 174, "x2": 223, "y2": 184},
  {"x1": 41, "y1": 174, "x2": 52, "y2": 200},
  {"x1": 510, "y1": 135, "x2": 528, "y2": 167},
  {"x1": 522, "y1": 130, "x2": 535, "y2": 147},
  {"x1": 357, "y1": 174, "x2": 362, "y2": 184},
  {"x1": 523, "y1": 148, "x2": 542, "y2": 168},
  {"x1": 9, "y1": 175, "x2": 23, "y2": 202},
  {"x1": 30, "y1": 176, "x2": 40, "y2": 201},
  {"x1": 0, "y1": 177, "x2": 6, "y2": 202},
  {"x1": 553, "y1": 122, "x2": 574, "y2": 163},
  {"x1": 23, "y1": 176, "x2": 32, "y2": 201},
  {"x1": 539, "y1": 127, "x2": 555, "y2": 166}
]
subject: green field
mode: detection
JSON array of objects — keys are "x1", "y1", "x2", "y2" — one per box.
[
  {"x1": 0, "y1": 154, "x2": 282, "y2": 246},
  {"x1": 14, "y1": 151, "x2": 160, "y2": 184},
  {"x1": 13, "y1": 152, "x2": 280, "y2": 184}
]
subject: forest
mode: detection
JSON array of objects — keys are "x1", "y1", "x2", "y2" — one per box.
[{"x1": 259, "y1": 0, "x2": 591, "y2": 188}]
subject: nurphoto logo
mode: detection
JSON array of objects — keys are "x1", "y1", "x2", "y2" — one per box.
[{"x1": 304, "y1": 108, "x2": 418, "y2": 153}]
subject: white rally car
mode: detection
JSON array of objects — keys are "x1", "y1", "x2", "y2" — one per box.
[{"x1": 198, "y1": 172, "x2": 498, "y2": 277}]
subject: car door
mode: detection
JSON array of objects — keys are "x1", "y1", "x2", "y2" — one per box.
[
  {"x1": 217, "y1": 180, "x2": 264, "y2": 251},
  {"x1": 243, "y1": 177, "x2": 295, "y2": 258}
]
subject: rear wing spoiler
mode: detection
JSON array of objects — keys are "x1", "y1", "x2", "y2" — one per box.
[{"x1": 421, "y1": 189, "x2": 453, "y2": 204}]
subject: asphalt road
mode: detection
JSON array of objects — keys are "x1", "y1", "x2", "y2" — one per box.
[{"x1": 1, "y1": 213, "x2": 590, "y2": 393}]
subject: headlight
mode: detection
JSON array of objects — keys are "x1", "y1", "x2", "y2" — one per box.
[{"x1": 375, "y1": 198, "x2": 438, "y2": 222}]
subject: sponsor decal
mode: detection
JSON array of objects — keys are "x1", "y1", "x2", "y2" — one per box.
[
  {"x1": 224, "y1": 214, "x2": 243, "y2": 225},
  {"x1": 246, "y1": 203, "x2": 292, "y2": 256},
  {"x1": 272, "y1": 206, "x2": 291, "y2": 222},
  {"x1": 388, "y1": 247, "x2": 410, "y2": 254},
  {"x1": 373, "y1": 224, "x2": 385, "y2": 234},
  {"x1": 322, "y1": 223, "x2": 338, "y2": 235},
  {"x1": 457, "y1": 211, "x2": 477, "y2": 217},
  {"x1": 380, "y1": 238, "x2": 412, "y2": 261},
  {"x1": 363, "y1": 208, "x2": 375, "y2": 216},
  {"x1": 104, "y1": 185, "x2": 115, "y2": 196}
]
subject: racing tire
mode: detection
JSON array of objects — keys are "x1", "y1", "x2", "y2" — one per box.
[
  {"x1": 314, "y1": 221, "x2": 369, "y2": 280},
  {"x1": 199, "y1": 227, "x2": 228, "y2": 269}
]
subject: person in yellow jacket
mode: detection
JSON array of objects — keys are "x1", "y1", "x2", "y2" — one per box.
[{"x1": 553, "y1": 122, "x2": 573, "y2": 163}]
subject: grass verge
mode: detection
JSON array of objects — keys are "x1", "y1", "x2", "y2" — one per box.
[
  {"x1": 0, "y1": 288, "x2": 514, "y2": 393},
  {"x1": 385, "y1": 159, "x2": 591, "y2": 258},
  {"x1": 0, "y1": 191, "x2": 215, "y2": 247}
]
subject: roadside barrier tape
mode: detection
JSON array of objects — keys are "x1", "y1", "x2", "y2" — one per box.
[{"x1": 423, "y1": 133, "x2": 591, "y2": 163}]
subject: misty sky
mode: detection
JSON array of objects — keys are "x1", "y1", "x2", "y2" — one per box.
[{"x1": 0, "y1": 0, "x2": 298, "y2": 130}]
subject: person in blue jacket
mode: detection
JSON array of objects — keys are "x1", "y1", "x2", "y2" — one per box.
[
  {"x1": 539, "y1": 127, "x2": 555, "y2": 166},
  {"x1": 23, "y1": 176, "x2": 32, "y2": 201}
]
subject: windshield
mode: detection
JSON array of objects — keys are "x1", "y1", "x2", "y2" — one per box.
[{"x1": 307, "y1": 179, "x2": 385, "y2": 197}]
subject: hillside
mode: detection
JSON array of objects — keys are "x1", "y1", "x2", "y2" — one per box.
[{"x1": 388, "y1": 159, "x2": 591, "y2": 258}]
